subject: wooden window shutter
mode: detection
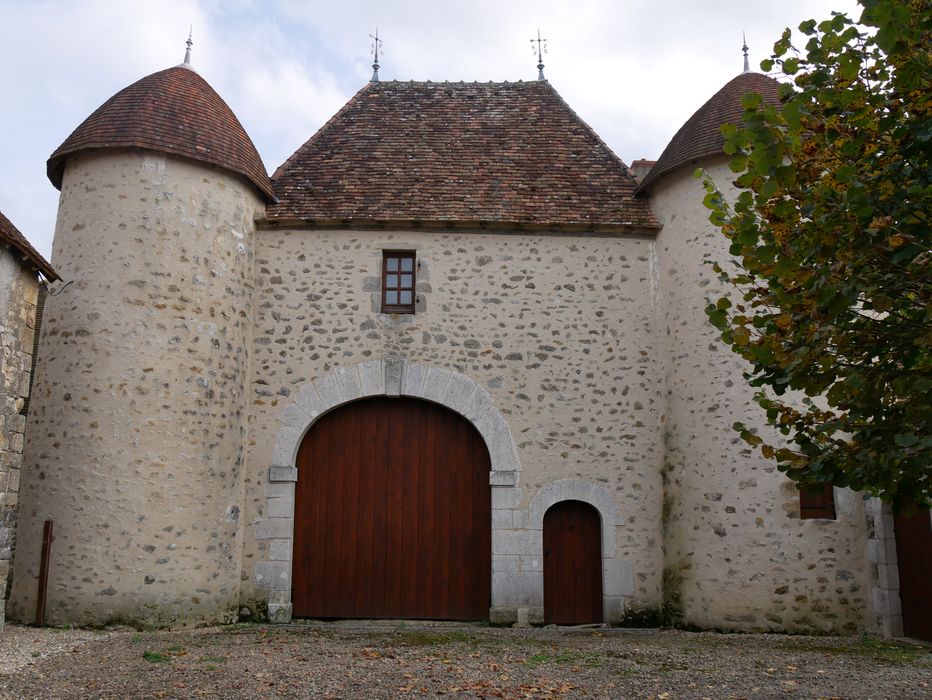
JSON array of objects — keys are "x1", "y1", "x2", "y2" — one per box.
[{"x1": 799, "y1": 482, "x2": 836, "y2": 520}]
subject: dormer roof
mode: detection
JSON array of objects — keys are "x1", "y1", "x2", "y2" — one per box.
[
  {"x1": 47, "y1": 66, "x2": 275, "y2": 203},
  {"x1": 267, "y1": 80, "x2": 659, "y2": 233},
  {"x1": 637, "y1": 72, "x2": 782, "y2": 193}
]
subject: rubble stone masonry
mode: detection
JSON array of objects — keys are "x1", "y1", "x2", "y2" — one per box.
[
  {"x1": 0, "y1": 250, "x2": 39, "y2": 631},
  {"x1": 241, "y1": 228, "x2": 667, "y2": 622},
  {"x1": 650, "y1": 158, "x2": 870, "y2": 633},
  {"x1": 7, "y1": 149, "x2": 874, "y2": 631},
  {"x1": 8, "y1": 151, "x2": 263, "y2": 626}
]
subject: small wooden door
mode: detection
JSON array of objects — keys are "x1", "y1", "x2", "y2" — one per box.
[
  {"x1": 894, "y1": 508, "x2": 932, "y2": 642},
  {"x1": 543, "y1": 500, "x2": 603, "y2": 624},
  {"x1": 292, "y1": 397, "x2": 491, "y2": 620}
]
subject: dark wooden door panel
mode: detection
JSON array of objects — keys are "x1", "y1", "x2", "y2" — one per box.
[
  {"x1": 894, "y1": 508, "x2": 932, "y2": 642},
  {"x1": 293, "y1": 397, "x2": 491, "y2": 620},
  {"x1": 543, "y1": 500, "x2": 603, "y2": 625}
]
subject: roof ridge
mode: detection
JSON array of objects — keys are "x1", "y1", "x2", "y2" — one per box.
[
  {"x1": 363, "y1": 79, "x2": 536, "y2": 87},
  {"x1": 271, "y1": 81, "x2": 375, "y2": 181},
  {"x1": 540, "y1": 81, "x2": 640, "y2": 181},
  {"x1": 267, "y1": 78, "x2": 659, "y2": 229}
]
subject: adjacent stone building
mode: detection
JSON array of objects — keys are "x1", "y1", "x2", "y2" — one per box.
[
  {"x1": 6, "y1": 50, "x2": 929, "y2": 638},
  {"x1": 0, "y1": 210, "x2": 58, "y2": 630}
]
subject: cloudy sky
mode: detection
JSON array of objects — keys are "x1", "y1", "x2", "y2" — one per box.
[{"x1": 0, "y1": 0, "x2": 859, "y2": 259}]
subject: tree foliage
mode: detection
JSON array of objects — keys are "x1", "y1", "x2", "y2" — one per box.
[{"x1": 700, "y1": 0, "x2": 931, "y2": 509}]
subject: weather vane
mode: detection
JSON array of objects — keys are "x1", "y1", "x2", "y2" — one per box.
[
  {"x1": 183, "y1": 25, "x2": 193, "y2": 65},
  {"x1": 530, "y1": 29, "x2": 547, "y2": 81},
  {"x1": 370, "y1": 28, "x2": 383, "y2": 82}
]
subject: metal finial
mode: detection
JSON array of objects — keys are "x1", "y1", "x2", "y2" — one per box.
[
  {"x1": 530, "y1": 29, "x2": 547, "y2": 81},
  {"x1": 183, "y1": 26, "x2": 193, "y2": 65},
  {"x1": 742, "y1": 32, "x2": 749, "y2": 73},
  {"x1": 370, "y1": 28, "x2": 382, "y2": 82}
]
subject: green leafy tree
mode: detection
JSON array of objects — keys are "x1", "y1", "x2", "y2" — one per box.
[{"x1": 700, "y1": 0, "x2": 931, "y2": 509}]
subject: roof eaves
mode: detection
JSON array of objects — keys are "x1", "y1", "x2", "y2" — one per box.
[
  {"x1": 49, "y1": 144, "x2": 277, "y2": 204},
  {"x1": 0, "y1": 211, "x2": 60, "y2": 281},
  {"x1": 257, "y1": 215, "x2": 661, "y2": 235}
]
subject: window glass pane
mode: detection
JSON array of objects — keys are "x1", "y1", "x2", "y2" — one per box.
[
  {"x1": 400, "y1": 291, "x2": 412, "y2": 305},
  {"x1": 386, "y1": 274, "x2": 398, "y2": 287},
  {"x1": 385, "y1": 291, "x2": 398, "y2": 305},
  {"x1": 401, "y1": 257, "x2": 413, "y2": 272},
  {"x1": 400, "y1": 274, "x2": 413, "y2": 287},
  {"x1": 386, "y1": 257, "x2": 399, "y2": 272}
]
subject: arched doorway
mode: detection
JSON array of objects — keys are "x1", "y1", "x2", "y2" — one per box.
[
  {"x1": 894, "y1": 508, "x2": 932, "y2": 642},
  {"x1": 292, "y1": 396, "x2": 491, "y2": 620},
  {"x1": 543, "y1": 500, "x2": 603, "y2": 624}
]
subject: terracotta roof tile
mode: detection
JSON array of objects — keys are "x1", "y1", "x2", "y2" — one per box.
[
  {"x1": 637, "y1": 73, "x2": 782, "y2": 192},
  {"x1": 0, "y1": 209, "x2": 58, "y2": 281},
  {"x1": 48, "y1": 66, "x2": 275, "y2": 202},
  {"x1": 268, "y1": 81, "x2": 658, "y2": 232}
]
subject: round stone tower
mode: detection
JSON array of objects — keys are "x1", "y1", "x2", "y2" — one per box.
[
  {"x1": 8, "y1": 54, "x2": 275, "y2": 626},
  {"x1": 643, "y1": 72, "x2": 870, "y2": 633}
]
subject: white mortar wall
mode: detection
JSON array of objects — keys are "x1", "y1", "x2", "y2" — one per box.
[
  {"x1": 9, "y1": 151, "x2": 263, "y2": 627},
  {"x1": 240, "y1": 229, "x2": 666, "y2": 620},
  {"x1": 651, "y1": 159, "x2": 871, "y2": 633}
]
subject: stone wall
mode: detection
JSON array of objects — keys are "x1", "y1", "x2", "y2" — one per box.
[
  {"x1": 0, "y1": 250, "x2": 39, "y2": 630},
  {"x1": 650, "y1": 158, "x2": 870, "y2": 633},
  {"x1": 4, "y1": 151, "x2": 879, "y2": 631},
  {"x1": 8, "y1": 151, "x2": 263, "y2": 627},
  {"x1": 240, "y1": 228, "x2": 667, "y2": 622}
]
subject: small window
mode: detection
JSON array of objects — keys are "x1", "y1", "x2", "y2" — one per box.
[
  {"x1": 382, "y1": 251, "x2": 416, "y2": 314},
  {"x1": 800, "y1": 483, "x2": 836, "y2": 520}
]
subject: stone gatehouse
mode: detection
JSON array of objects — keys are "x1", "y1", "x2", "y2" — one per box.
[{"x1": 5, "y1": 46, "x2": 928, "y2": 640}]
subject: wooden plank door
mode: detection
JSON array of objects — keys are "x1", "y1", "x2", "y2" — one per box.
[
  {"x1": 543, "y1": 500, "x2": 603, "y2": 624},
  {"x1": 292, "y1": 397, "x2": 491, "y2": 620},
  {"x1": 894, "y1": 508, "x2": 932, "y2": 642}
]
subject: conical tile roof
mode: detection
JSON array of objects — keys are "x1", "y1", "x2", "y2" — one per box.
[
  {"x1": 48, "y1": 65, "x2": 274, "y2": 202},
  {"x1": 637, "y1": 72, "x2": 782, "y2": 192}
]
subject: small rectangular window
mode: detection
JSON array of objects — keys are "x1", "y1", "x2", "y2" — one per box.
[
  {"x1": 800, "y1": 482, "x2": 836, "y2": 520},
  {"x1": 382, "y1": 251, "x2": 416, "y2": 314}
]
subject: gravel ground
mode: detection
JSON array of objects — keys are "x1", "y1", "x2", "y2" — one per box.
[{"x1": 0, "y1": 622, "x2": 929, "y2": 699}]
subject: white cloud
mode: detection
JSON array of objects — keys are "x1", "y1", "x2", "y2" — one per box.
[{"x1": 0, "y1": 0, "x2": 860, "y2": 258}]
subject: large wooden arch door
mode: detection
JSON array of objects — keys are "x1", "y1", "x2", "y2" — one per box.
[
  {"x1": 894, "y1": 509, "x2": 932, "y2": 642},
  {"x1": 292, "y1": 397, "x2": 491, "y2": 620},
  {"x1": 543, "y1": 500, "x2": 603, "y2": 624}
]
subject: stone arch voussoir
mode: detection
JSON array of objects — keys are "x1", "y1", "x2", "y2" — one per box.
[{"x1": 255, "y1": 358, "x2": 522, "y2": 623}]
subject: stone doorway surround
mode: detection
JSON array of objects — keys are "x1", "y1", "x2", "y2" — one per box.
[
  {"x1": 866, "y1": 497, "x2": 932, "y2": 638},
  {"x1": 254, "y1": 358, "x2": 523, "y2": 623},
  {"x1": 866, "y1": 498, "x2": 904, "y2": 637},
  {"x1": 526, "y1": 480, "x2": 630, "y2": 625}
]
